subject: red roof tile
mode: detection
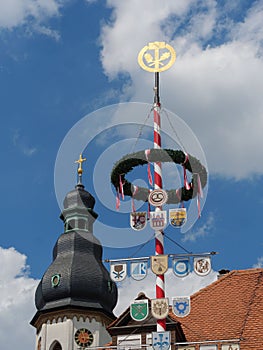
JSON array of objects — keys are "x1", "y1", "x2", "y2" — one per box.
[{"x1": 170, "y1": 268, "x2": 263, "y2": 349}]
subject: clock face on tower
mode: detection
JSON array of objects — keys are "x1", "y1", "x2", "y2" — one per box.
[{"x1": 74, "y1": 328, "x2": 94, "y2": 347}]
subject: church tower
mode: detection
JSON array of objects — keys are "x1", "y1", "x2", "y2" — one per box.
[{"x1": 31, "y1": 155, "x2": 118, "y2": 350}]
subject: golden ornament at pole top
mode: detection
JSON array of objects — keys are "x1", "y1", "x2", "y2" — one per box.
[
  {"x1": 138, "y1": 41, "x2": 176, "y2": 73},
  {"x1": 75, "y1": 154, "x2": 86, "y2": 175}
]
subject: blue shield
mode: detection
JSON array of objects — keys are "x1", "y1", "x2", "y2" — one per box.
[
  {"x1": 130, "y1": 261, "x2": 148, "y2": 280},
  {"x1": 172, "y1": 297, "x2": 190, "y2": 317},
  {"x1": 152, "y1": 331, "x2": 170, "y2": 350},
  {"x1": 173, "y1": 258, "x2": 190, "y2": 277}
]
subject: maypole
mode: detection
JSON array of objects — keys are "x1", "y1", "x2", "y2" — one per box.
[
  {"x1": 109, "y1": 41, "x2": 212, "y2": 348},
  {"x1": 153, "y1": 65, "x2": 165, "y2": 333},
  {"x1": 138, "y1": 42, "x2": 176, "y2": 332}
]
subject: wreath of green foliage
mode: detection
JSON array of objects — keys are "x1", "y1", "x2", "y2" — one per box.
[{"x1": 111, "y1": 149, "x2": 207, "y2": 204}]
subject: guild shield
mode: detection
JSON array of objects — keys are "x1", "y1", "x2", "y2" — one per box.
[
  {"x1": 151, "y1": 255, "x2": 168, "y2": 275},
  {"x1": 151, "y1": 298, "x2": 169, "y2": 319},
  {"x1": 148, "y1": 189, "x2": 168, "y2": 207},
  {"x1": 199, "y1": 345, "x2": 218, "y2": 350},
  {"x1": 172, "y1": 297, "x2": 190, "y2": 317},
  {"x1": 130, "y1": 299, "x2": 149, "y2": 321},
  {"x1": 152, "y1": 331, "x2": 170, "y2": 350},
  {"x1": 173, "y1": 258, "x2": 190, "y2": 277},
  {"x1": 194, "y1": 257, "x2": 211, "y2": 276},
  {"x1": 130, "y1": 212, "x2": 147, "y2": 231},
  {"x1": 130, "y1": 260, "x2": 148, "y2": 281},
  {"x1": 169, "y1": 208, "x2": 187, "y2": 227},
  {"x1": 110, "y1": 262, "x2": 127, "y2": 282},
  {"x1": 149, "y1": 211, "x2": 167, "y2": 230}
]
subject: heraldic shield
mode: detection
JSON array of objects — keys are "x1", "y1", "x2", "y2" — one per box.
[
  {"x1": 151, "y1": 298, "x2": 169, "y2": 319},
  {"x1": 148, "y1": 189, "x2": 168, "y2": 207},
  {"x1": 151, "y1": 255, "x2": 168, "y2": 275},
  {"x1": 194, "y1": 256, "x2": 211, "y2": 276},
  {"x1": 110, "y1": 262, "x2": 127, "y2": 282},
  {"x1": 172, "y1": 297, "x2": 190, "y2": 317},
  {"x1": 149, "y1": 211, "x2": 167, "y2": 230},
  {"x1": 169, "y1": 208, "x2": 187, "y2": 227},
  {"x1": 130, "y1": 299, "x2": 149, "y2": 321},
  {"x1": 173, "y1": 258, "x2": 190, "y2": 277},
  {"x1": 130, "y1": 211, "x2": 147, "y2": 231},
  {"x1": 131, "y1": 260, "x2": 148, "y2": 280},
  {"x1": 152, "y1": 331, "x2": 170, "y2": 350}
]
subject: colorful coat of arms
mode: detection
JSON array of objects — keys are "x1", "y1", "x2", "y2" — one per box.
[
  {"x1": 152, "y1": 331, "x2": 170, "y2": 350},
  {"x1": 151, "y1": 298, "x2": 169, "y2": 319},
  {"x1": 148, "y1": 189, "x2": 168, "y2": 207},
  {"x1": 172, "y1": 297, "x2": 190, "y2": 317},
  {"x1": 194, "y1": 257, "x2": 211, "y2": 276},
  {"x1": 149, "y1": 211, "x2": 167, "y2": 230},
  {"x1": 130, "y1": 260, "x2": 148, "y2": 280},
  {"x1": 130, "y1": 299, "x2": 149, "y2": 321},
  {"x1": 169, "y1": 208, "x2": 187, "y2": 227},
  {"x1": 150, "y1": 255, "x2": 168, "y2": 275},
  {"x1": 173, "y1": 258, "x2": 190, "y2": 277},
  {"x1": 110, "y1": 262, "x2": 127, "y2": 282},
  {"x1": 130, "y1": 211, "x2": 147, "y2": 231}
]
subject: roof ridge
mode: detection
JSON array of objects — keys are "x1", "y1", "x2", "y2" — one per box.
[{"x1": 191, "y1": 268, "x2": 263, "y2": 299}]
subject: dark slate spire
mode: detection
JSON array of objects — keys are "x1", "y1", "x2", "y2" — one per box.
[{"x1": 33, "y1": 154, "x2": 118, "y2": 319}]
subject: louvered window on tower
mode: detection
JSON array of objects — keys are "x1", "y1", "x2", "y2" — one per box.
[{"x1": 65, "y1": 217, "x2": 88, "y2": 232}]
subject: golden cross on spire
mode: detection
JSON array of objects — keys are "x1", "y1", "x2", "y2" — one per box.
[{"x1": 75, "y1": 154, "x2": 86, "y2": 175}]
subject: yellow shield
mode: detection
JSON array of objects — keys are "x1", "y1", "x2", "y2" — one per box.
[{"x1": 150, "y1": 255, "x2": 168, "y2": 275}]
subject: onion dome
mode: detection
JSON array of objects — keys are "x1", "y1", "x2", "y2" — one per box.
[
  {"x1": 33, "y1": 154, "x2": 117, "y2": 318},
  {"x1": 63, "y1": 183, "x2": 95, "y2": 211}
]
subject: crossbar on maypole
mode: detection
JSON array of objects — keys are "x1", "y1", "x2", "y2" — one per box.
[{"x1": 138, "y1": 41, "x2": 176, "y2": 332}]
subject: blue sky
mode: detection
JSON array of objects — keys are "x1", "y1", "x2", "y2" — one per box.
[{"x1": 1, "y1": 1, "x2": 263, "y2": 349}]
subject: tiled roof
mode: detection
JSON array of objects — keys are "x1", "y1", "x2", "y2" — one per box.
[{"x1": 169, "y1": 268, "x2": 263, "y2": 349}]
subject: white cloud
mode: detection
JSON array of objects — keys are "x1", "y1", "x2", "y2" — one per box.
[
  {"x1": 182, "y1": 213, "x2": 215, "y2": 242},
  {"x1": 0, "y1": 0, "x2": 61, "y2": 33},
  {"x1": 0, "y1": 247, "x2": 38, "y2": 350},
  {"x1": 99, "y1": 1, "x2": 263, "y2": 179},
  {"x1": 114, "y1": 268, "x2": 217, "y2": 315},
  {"x1": 12, "y1": 129, "x2": 38, "y2": 157},
  {"x1": 253, "y1": 256, "x2": 263, "y2": 268}
]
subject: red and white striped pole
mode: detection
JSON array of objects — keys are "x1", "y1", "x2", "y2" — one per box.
[
  {"x1": 138, "y1": 42, "x2": 176, "y2": 333},
  {"x1": 153, "y1": 72, "x2": 166, "y2": 332}
]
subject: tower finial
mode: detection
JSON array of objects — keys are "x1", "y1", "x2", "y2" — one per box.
[{"x1": 75, "y1": 154, "x2": 86, "y2": 184}]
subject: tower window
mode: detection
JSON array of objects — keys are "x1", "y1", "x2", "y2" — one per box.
[
  {"x1": 68, "y1": 219, "x2": 76, "y2": 230},
  {"x1": 78, "y1": 218, "x2": 87, "y2": 230},
  {"x1": 50, "y1": 341, "x2": 62, "y2": 350},
  {"x1": 65, "y1": 217, "x2": 88, "y2": 232}
]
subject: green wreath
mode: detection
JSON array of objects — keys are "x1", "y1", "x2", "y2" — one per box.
[{"x1": 111, "y1": 149, "x2": 207, "y2": 204}]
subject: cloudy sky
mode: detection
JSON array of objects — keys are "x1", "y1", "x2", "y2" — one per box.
[{"x1": 1, "y1": 1, "x2": 263, "y2": 349}]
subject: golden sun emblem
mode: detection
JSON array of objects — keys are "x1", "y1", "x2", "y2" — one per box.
[{"x1": 138, "y1": 41, "x2": 176, "y2": 72}]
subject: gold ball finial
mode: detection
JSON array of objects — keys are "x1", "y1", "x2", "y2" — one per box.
[{"x1": 138, "y1": 41, "x2": 176, "y2": 73}]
